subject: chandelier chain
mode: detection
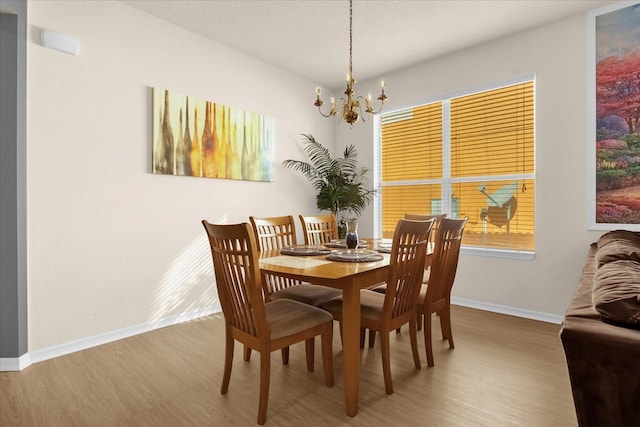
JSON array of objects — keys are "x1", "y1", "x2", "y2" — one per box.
[{"x1": 349, "y1": 0, "x2": 353, "y2": 78}]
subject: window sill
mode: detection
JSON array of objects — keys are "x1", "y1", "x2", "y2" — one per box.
[{"x1": 460, "y1": 246, "x2": 535, "y2": 261}]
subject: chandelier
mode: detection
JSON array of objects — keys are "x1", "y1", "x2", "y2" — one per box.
[{"x1": 314, "y1": 0, "x2": 387, "y2": 125}]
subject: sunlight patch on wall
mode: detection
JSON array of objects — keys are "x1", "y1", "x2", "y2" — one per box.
[{"x1": 148, "y1": 215, "x2": 230, "y2": 324}]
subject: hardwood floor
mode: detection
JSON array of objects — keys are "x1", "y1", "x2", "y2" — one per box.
[{"x1": 0, "y1": 306, "x2": 576, "y2": 426}]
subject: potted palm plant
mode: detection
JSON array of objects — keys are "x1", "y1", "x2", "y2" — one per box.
[{"x1": 283, "y1": 134, "x2": 376, "y2": 237}]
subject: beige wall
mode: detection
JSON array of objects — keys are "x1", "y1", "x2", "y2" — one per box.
[
  {"x1": 344, "y1": 12, "x2": 605, "y2": 318},
  {"x1": 27, "y1": 0, "x2": 331, "y2": 352}
]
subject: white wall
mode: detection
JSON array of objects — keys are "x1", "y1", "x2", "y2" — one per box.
[
  {"x1": 341, "y1": 12, "x2": 605, "y2": 319},
  {"x1": 27, "y1": 0, "x2": 331, "y2": 352}
]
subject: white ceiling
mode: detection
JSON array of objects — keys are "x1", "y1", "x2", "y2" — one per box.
[{"x1": 121, "y1": 0, "x2": 612, "y2": 89}]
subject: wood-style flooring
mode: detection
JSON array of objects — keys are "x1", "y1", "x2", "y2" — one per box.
[{"x1": 0, "y1": 306, "x2": 576, "y2": 426}]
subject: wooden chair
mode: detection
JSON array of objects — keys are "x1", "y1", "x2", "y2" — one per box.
[
  {"x1": 404, "y1": 213, "x2": 447, "y2": 248},
  {"x1": 249, "y1": 215, "x2": 342, "y2": 363},
  {"x1": 368, "y1": 213, "x2": 445, "y2": 342},
  {"x1": 250, "y1": 215, "x2": 298, "y2": 251},
  {"x1": 201, "y1": 220, "x2": 334, "y2": 425},
  {"x1": 299, "y1": 214, "x2": 339, "y2": 245},
  {"x1": 322, "y1": 218, "x2": 433, "y2": 394},
  {"x1": 250, "y1": 215, "x2": 341, "y2": 307},
  {"x1": 418, "y1": 217, "x2": 468, "y2": 366}
]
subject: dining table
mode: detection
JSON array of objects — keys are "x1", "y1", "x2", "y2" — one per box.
[{"x1": 258, "y1": 239, "x2": 433, "y2": 417}]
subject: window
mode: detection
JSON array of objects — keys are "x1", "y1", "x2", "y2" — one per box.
[{"x1": 375, "y1": 79, "x2": 535, "y2": 256}]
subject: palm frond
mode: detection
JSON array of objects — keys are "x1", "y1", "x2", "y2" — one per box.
[
  {"x1": 283, "y1": 134, "x2": 376, "y2": 221},
  {"x1": 281, "y1": 159, "x2": 318, "y2": 182}
]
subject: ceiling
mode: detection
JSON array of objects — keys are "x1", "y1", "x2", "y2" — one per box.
[{"x1": 121, "y1": 0, "x2": 612, "y2": 89}]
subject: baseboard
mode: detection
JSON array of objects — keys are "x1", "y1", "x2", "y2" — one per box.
[
  {"x1": 0, "y1": 353, "x2": 32, "y2": 371},
  {"x1": 3, "y1": 299, "x2": 560, "y2": 372},
  {"x1": 451, "y1": 297, "x2": 563, "y2": 324},
  {"x1": 0, "y1": 305, "x2": 221, "y2": 371}
]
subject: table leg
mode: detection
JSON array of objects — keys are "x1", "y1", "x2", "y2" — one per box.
[{"x1": 341, "y1": 284, "x2": 360, "y2": 416}]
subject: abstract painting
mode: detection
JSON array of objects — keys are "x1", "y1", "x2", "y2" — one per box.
[
  {"x1": 152, "y1": 87, "x2": 275, "y2": 182},
  {"x1": 588, "y1": 2, "x2": 640, "y2": 229}
]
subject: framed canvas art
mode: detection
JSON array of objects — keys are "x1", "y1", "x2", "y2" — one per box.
[
  {"x1": 587, "y1": 1, "x2": 640, "y2": 230},
  {"x1": 152, "y1": 87, "x2": 275, "y2": 182}
]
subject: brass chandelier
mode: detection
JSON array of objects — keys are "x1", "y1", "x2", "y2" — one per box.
[{"x1": 314, "y1": 0, "x2": 387, "y2": 125}]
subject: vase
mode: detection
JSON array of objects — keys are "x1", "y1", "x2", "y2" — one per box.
[{"x1": 345, "y1": 219, "x2": 359, "y2": 252}]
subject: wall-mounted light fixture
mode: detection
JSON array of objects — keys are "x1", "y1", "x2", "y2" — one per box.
[{"x1": 40, "y1": 29, "x2": 79, "y2": 56}]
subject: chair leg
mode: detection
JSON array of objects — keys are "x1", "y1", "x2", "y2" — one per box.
[
  {"x1": 424, "y1": 312, "x2": 434, "y2": 367},
  {"x1": 396, "y1": 327, "x2": 401, "y2": 334},
  {"x1": 417, "y1": 312, "x2": 423, "y2": 331},
  {"x1": 222, "y1": 329, "x2": 234, "y2": 394},
  {"x1": 257, "y1": 350, "x2": 271, "y2": 425},
  {"x1": 321, "y1": 325, "x2": 335, "y2": 387},
  {"x1": 380, "y1": 331, "x2": 393, "y2": 395},
  {"x1": 441, "y1": 306, "x2": 454, "y2": 349},
  {"x1": 243, "y1": 345, "x2": 251, "y2": 361},
  {"x1": 359, "y1": 328, "x2": 366, "y2": 349},
  {"x1": 305, "y1": 338, "x2": 315, "y2": 372},
  {"x1": 368, "y1": 329, "x2": 376, "y2": 348},
  {"x1": 438, "y1": 310, "x2": 447, "y2": 340},
  {"x1": 281, "y1": 347, "x2": 289, "y2": 365},
  {"x1": 409, "y1": 318, "x2": 421, "y2": 369}
]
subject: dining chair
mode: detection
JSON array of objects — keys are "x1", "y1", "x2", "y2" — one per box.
[
  {"x1": 249, "y1": 215, "x2": 342, "y2": 363},
  {"x1": 201, "y1": 220, "x2": 334, "y2": 425},
  {"x1": 404, "y1": 213, "x2": 447, "y2": 247},
  {"x1": 367, "y1": 213, "x2": 445, "y2": 345},
  {"x1": 299, "y1": 214, "x2": 339, "y2": 245},
  {"x1": 322, "y1": 218, "x2": 434, "y2": 394},
  {"x1": 418, "y1": 217, "x2": 468, "y2": 366},
  {"x1": 250, "y1": 215, "x2": 341, "y2": 306}
]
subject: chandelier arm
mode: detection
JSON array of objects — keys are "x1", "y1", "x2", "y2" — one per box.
[{"x1": 316, "y1": 106, "x2": 334, "y2": 118}]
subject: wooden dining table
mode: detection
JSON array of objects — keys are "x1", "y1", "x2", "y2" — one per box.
[{"x1": 258, "y1": 240, "x2": 433, "y2": 417}]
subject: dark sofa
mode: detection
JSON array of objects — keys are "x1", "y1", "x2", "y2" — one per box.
[{"x1": 560, "y1": 231, "x2": 640, "y2": 427}]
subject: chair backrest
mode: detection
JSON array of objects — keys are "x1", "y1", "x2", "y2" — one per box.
[
  {"x1": 424, "y1": 217, "x2": 468, "y2": 310},
  {"x1": 249, "y1": 215, "x2": 297, "y2": 250},
  {"x1": 202, "y1": 220, "x2": 268, "y2": 340},
  {"x1": 299, "y1": 214, "x2": 339, "y2": 245},
  {"x1": 249, "y1": 215, "x2": 302, "y2": 295},
  {"x1": 404, "y1": 213, "x2": 447, "y2": 243},
  {"x1": 383, "y1": 219, "x2": 434, "y2": 322}
]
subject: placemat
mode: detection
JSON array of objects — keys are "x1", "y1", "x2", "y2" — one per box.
[
  {"x1": 325, "y1": 249, "x2": 383, "y2": 263},
  {"x1": 324, "y1": 239, "x2": 369, "y2": 249},
  {"x1": 375, "y1": 247, "x2": 392, "y2": 254}
]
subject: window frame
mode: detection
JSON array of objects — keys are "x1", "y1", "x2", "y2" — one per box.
[{"x1": 374, "y1": 75, "x2": 536, "y2": 260}]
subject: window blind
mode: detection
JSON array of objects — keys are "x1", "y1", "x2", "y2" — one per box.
[
  {"x1": 379, "y1": 103, "x2": 442, "y2": 237},
  {"x1": 378, "y1": 80, "x2": 535, "y2": 252}
]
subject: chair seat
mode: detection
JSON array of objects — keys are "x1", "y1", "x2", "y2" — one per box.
[
  {"x1": 322, "y1": 289, "x2": 386, "y2": 322},
  {"x1": 270, "y1": 284, "x2": 342, "y2": 307},
  {"x1": 266, "y1": 299, "x2": 333, "y2": 340}
]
